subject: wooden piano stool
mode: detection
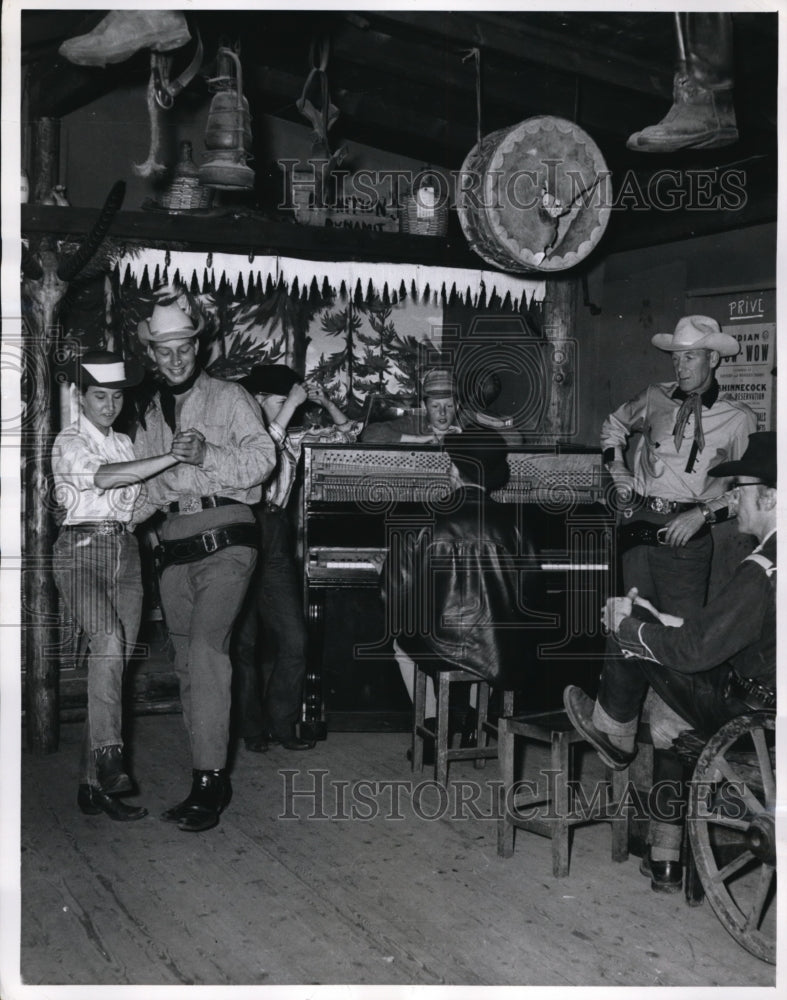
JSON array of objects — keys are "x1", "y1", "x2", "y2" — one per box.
[
  {"x1": 412, "y1": 661, "x2": 515, "y2": 787},
  {"x1": 497, "y1": 709, "x2": 630, "y2": 877}
]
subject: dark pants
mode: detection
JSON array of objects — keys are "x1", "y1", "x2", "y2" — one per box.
[
  {"x1": 233, "y1": 508, "x2": 307, "y2": 740},
  {"x1": 605, "y1": 514, "x2": 713, "y2": 667},
  {"x1": 620, "y1": 513, "x2": 713, "y2": 615}
]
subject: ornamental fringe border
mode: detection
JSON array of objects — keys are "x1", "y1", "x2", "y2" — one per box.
[{"x1": 115, "y1": 250, "x2": 546, "y2": 310}]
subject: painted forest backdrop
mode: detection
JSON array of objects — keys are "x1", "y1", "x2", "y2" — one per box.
[{"x1": 55, "y1": 251, "x2": 545, "y2": 428}]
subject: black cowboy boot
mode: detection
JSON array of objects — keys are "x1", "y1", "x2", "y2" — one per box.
[
  {"x1": 627, "y1": 12, "x2": 737, "y2": 152},
  {"x1": 161, "y1": 769, "x2": 232, "y2": 833},
  {"x1": 78, "y1": 783, "x2": 148, "y2": 821},
  {"x1": 94, "y1": 744, "x2": 133, "y2": 795}
]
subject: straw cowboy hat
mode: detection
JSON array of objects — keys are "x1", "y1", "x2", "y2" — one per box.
[
  {"x1": 651, "y1": 315, "x2": 740, "y2": 356},
  {"x1": 57, "y1": 349, "x2": 144, "y2": 389},
  {"x1": 137, "y1": 303, "x2": 205, "y2": 345}
]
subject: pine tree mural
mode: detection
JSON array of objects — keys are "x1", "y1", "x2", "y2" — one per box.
[{"x1": 312, "y1": 293, "x2": 441, "y2": 415}]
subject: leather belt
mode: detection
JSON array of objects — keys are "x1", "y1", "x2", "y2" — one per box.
[
  {"x1": 626, "y1": 493, "x2": 696, "y2": 516},
  {"x1": 259, "y1": 501, "x2": 284, "y2": 514},
  {"x1": 167, "y1": 495, "x2": 242, "y2": 515},
  {"x1": 154, "y1": 522, "x2": 258, "y2": 571},
  {"x1": 618, "y1": 520, "x2": 709, "y2": 555},
  {"x1": 64, "y1": 521, "x2": 127, "y2": 535},
  {"x1": 724, "y1": 670, "x2": 776, "y2": 711}
]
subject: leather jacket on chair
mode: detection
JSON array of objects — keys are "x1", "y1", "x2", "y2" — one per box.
[{"x1": 383, "y1": 486, "x2": 539, "y2": 689}]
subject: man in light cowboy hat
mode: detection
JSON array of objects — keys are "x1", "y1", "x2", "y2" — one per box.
[
  {"x1": 601, "y1": 313, "x2": 755, "y2": 612},
  {"x1": 132, "y1": 301, "x2": 276, "y2": 832},
  {"x1": 564, "y1": 431, "x2": 776, "y2": 894},
  {"x1": 361, "y1": 367, "x2": 462, "y2": 444}
]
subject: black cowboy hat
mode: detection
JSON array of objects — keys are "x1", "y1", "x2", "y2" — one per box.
[
  {"x1": 709, "y1": 431, "x2": 777, "y2": 487},
  {"x1": 240, "y1": 364, "x2": 303, "y2": 396}
]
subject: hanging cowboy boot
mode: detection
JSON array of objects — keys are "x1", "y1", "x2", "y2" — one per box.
[
  {"x1": 59, "y1": 10, "x2": 191, "y2": 67},
  {"x1": 627, "y1": 12, "x2": 738, "y2": 152}
]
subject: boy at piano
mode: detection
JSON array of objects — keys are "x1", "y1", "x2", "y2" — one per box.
[{"x1": 232, "y1": 365, "x2": 363, "y2": 751}]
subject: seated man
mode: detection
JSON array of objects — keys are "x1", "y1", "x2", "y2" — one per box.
[
  {"x1": 564, "y1": 431, "x2": 776, "y2": 892},
  {"x1": 384, "y1": 427, "x2": 538, "y2": 754},
  {"x1": 360, "y1": 368, "x2": 462, "y2": 444}
]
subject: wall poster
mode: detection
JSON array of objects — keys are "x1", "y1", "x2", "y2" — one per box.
[{"x1": 687, "y1": 288, "x2": 776, "y2": 431}]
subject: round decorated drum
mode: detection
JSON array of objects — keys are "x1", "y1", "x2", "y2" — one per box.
[{"x1": 457, "y1": 116, "x2": 612, "y2": 273}]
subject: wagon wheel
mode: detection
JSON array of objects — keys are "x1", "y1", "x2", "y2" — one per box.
[{"x1": 688, "y1": 712, "x2": 776, "y2": 964}]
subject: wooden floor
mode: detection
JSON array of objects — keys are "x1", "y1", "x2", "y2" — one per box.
[{"x1": 16, "y1": 713, "x2": 776, "y2": 989}]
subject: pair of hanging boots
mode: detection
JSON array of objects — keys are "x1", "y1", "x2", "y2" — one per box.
[
  {"x1": 59, "y1": 10, "x2": 190, "y2": 67},
  {"x1": 162, "y1": 769, "x2": 232, "y2": 833},
  {"x1": 627, "y1": 12, "x2": 738, "y2": 152}
]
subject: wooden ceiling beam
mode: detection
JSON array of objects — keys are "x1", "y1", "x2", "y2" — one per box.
[{"x1": 363, "y1": 11, "x2": 674, "y2": 101}]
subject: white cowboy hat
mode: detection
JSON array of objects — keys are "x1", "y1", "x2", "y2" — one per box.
[
  {"x1": 137, "y1": 302, "x2": 205, "y2": 344},
  {"x1": 651, "y1": 315, "x2": 740, "y2": 356}
]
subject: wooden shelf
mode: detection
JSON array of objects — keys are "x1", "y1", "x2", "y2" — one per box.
[{"x1": 21, "y1": 204, "x2": 485, "y2": 269}]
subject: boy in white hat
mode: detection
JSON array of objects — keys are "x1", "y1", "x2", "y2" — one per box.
[{"x1": 52, "y1": 351, "x2": 180, "y2": 821}]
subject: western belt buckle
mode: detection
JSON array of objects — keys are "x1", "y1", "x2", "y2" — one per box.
[
  {"x1": 650, "y1": 496, "x2": 668, "y2": 513},
  {"x1": 202, "y1": 530, "x2": 219, "y2": 554},
  {"x1": 180, "y1": 495, "x2": 202, "y2": 515}
]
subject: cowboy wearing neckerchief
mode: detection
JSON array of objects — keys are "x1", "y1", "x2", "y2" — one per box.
[{"x1": 597, "y1": 314, "x2": 756, "y2": 890}]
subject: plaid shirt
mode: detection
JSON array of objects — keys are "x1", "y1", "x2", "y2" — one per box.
[{"x1": 265, "y1": 419, "x2": 362, "y2": 509}]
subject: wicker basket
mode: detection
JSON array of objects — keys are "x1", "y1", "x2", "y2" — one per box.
[
  {"x1": 159, "y1": 141, "x2": 214, "y2": 212},
  {"x1": 400, "y1": 177, "x2": 448, "y2": 237}
]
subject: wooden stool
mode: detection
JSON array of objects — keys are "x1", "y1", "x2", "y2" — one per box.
[
  {"x1": 497, "y1": 709, "x2": 630, "y2": 877},
  {"x1": 412, "y1": 662, "x2": 515, "y2": 786}
]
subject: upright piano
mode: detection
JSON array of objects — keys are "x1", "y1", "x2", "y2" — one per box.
[{"x1": 300, "y1": 444, "x2": 617, "y2": 739}]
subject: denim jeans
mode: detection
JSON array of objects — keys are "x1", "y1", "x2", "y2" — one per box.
[
  {"x1": 598, "y1": 654, "x2": 746, "y2": 740},
  {"x1": 53, "y1": 528, "x2": 143, "y2": 785},
  {"x1": 160, "y1": 544, "x2": 257, "y2": 769},
  {"x1": 232, "y1": 508, "x2": 307, "y2": 740}
]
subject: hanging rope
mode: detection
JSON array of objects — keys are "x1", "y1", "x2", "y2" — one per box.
[{"x1": 462, "y1": 47, "x2": 482, "y2": 148}]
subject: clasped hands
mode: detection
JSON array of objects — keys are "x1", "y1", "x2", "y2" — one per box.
[
  {"x1": 602, "y1": 587, "x2": 684, "y2": 634},
  {"x1": 171, "y1": 428, "x2": 206, "y2": 465}
]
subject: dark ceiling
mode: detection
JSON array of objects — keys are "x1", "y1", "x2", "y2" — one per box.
[{"x1": 21, "y1": 9, "x2": 779, "y2": 249}]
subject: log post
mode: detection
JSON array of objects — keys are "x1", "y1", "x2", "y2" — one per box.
[
  {"x1": 540, "y1": 277, "x2": 579, "y2": 442},
  {"x1": 22, "y1": 316, "x2": 60, "y2": 754},
  {"x1": 31, "y1": 117, "x2": 60, "y2": 204},
  {"x1": 24, "y1": 116, "x2": 63, "y2": 753}
]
